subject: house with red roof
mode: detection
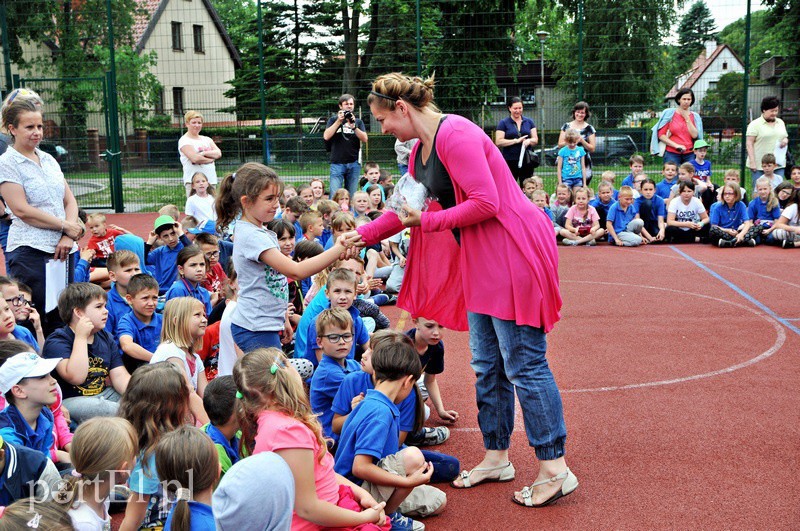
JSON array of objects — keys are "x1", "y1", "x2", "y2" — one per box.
[{"x1": 665, "y1": 41, "x2": 744, "y2": 108}]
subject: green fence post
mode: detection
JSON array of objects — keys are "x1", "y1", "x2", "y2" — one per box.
[
  {"x1": 106, "y1": 0, "x2": 124, "y2": 212},
  {"x1": 416, "y1": 0, "x2": 421, "y2": 76},
  {"x1": 739, "y1": 0, "x2": 752, "y2": 189},
  {"x1": 577, "y1": 0, "x2": 584, "y2": 101},
  {"x1": 257, "y1": 0, "x2": 270, "y2": 164}
]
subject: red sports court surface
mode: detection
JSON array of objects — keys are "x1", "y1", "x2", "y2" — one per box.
[{"x1": 33, "y1": 214, "x2": 800, "y2": 530}]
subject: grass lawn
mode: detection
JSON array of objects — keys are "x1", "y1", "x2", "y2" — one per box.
[{"x1": 68, "y1": 161, "x2": 745, "y2": 212}]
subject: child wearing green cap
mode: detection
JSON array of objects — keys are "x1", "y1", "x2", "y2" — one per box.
[
  {"x1": 145, "y1": 215, "x2": 192, "y2": 294},
  {"x1": 691, "y1": 139, "x2": 716, "y2": 208}
]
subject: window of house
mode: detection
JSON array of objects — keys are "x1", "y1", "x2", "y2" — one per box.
[
  {"x1": 173, "y1": 87, "x2": 184, "y2": 117},
  {"x1": 722, "y1": 61, "x2": 728, "y2": 70},
  {"x1": 193, "y1": 25, "x2": 204, "y2": 53},
  {"x1": 171, "y1": 22, "x2": 183, "y2": 51},
  {"x1": 155, "y1": 88, "x2": 164, "y2": 115}
]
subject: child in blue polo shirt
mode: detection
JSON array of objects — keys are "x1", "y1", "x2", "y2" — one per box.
[
  {"x1": 164, "y1": 246, "x2": 214, "y2": 316},
  {"x1": 0, "y1": 349, "x2": 61, "y2": 459},
  {"x1": 117, "y1": 274, "x2": 163, "y2": 374},
  {"x1": 104, "y1": 250, "x2": 141, "y2": 336},
  {"x1": 299, "y1": 269, "x2": 370, "y2": 368},
  {"x1": 145, "y1": 215, "x2": 192, "y2": 294},
  {"x1": 748, "y1": 176, "x2": 783, "y2": 244},
  {"x1": 655, "y1": 161, "x2": 679, "y2": 201},
  {"x1": 606, "y1": 186, "x2": 644, "y2": 247},
  {"x1": 332, "y1": 330, "x2": 460, "y2": 484},
  {"x1": 310, "y1": 308, "x2": 361, "y2": 442},
  {"x1": 334, "y1": 338, "x2": 446, "y2": 525},
  {"x1": 635, "y1": 179, "x2": 667, "y2": 243},
  {"x1": 590, "y1": 182, "x2": 615, "y2": 240},
  {"x1": 709, "y1": 183, "x2": 758, "y2": 248}
]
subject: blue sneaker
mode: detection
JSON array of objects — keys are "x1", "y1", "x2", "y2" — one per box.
[{"x1": 389, "y1": 511, "x2": 425, "y2": 531}]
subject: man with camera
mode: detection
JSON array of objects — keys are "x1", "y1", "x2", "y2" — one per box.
[{"x1": 324, "y1": 94, "x2": 368, "y2": 196}]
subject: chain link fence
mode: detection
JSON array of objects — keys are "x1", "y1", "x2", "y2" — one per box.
[{"x1": 0, "y1": 0, "x2": 796, "y2": 211}]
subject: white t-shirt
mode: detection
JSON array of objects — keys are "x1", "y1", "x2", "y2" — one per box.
[
  {"x1": 217, "y1": 300, "x2": 237, "y2": 376},
  {"x1": 780, "y1": 203, "x2": 800, "y2": 226},
  {"x1": 178, "y1": 135, "x2": 218, "y2": 184},
  {"x1": 184, "y1": 194, "x2": 217, "y2": 224},
  {"x1": 668, "y1": 196, "x2": 706, "y2": 231},
  {"x1": 69, "y1": 499, "x2": 111, "y2": 531},
  {"x1": 151, "y1": 341, "x2": 203, "y2": 390}
]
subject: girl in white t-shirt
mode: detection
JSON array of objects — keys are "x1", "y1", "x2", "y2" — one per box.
[
  {"x1": 184, "y1": 172, "x2": 217, "y2": 224},
  {"x1": 666, "y1": 181, "x2": 709, "y2": 243},
  {"x1": 561, "y1": 187, "x2": 605, "y2": 246},
  {"x1": 151, "y1": 296, "x2": 209, "y2": 424},
  {"x1": 772, "y1": 190, "x2": 800, "y2": 248},
  {"x1": 63, "y1": 417, "x2": 137, "y2": 531},
  {"x1": 178, "y1": 110, "x2": 221, "y2": 197}
]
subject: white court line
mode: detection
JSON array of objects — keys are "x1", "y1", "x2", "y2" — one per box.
[{"x1": 450, "y1": 280, "x2": 788, "y2": 433}]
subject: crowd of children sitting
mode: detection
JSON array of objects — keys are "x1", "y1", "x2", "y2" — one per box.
[
  {"x1": 543, "y1": 133, "x2": 800, "y2": 248},
  {"x1": 0, "y1": 156, "x2": 466, "y2": 531},
  {"x1": 0, "y1": 119, "x2": 797, "y2": 530}
]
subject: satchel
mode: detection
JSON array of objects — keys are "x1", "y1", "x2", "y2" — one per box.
[{"x1": 523, "y1": 147, "x2": 540, "y2": 168}]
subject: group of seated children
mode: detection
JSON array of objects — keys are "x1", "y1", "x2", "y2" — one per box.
[
  {"x1": 0, "y1": 157, "x2": 469, "y2": 530},
  {"x1": 529, "y1": 144, "x2": 800, "y2": 248}
]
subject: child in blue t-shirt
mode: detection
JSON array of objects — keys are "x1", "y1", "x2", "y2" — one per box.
[
  {"x1": 556, "y1": 129, "x2": 586, "y2": 190},
  {"x1": 691, "y1": 140, "x2": 712, "y2": 184},
  {"x1": 164, "y1": 246, "x2": 214, "y2": 316},
  {"x1": 748, "y1": 176, "x2": 783, "y2": 244},
  {"x1": 334, "y1": 339, "x2": 446, "y2": 521},
  {"x1": 620, "y1": 155, "x2": 645, "y2": 188},
  {"x1": 709, "y1": 183, "x2": 758, "y2": 247},
  {"x1": 606, "y1": 186, "x2": 644, "y2": 247},
  {"x1": 298, "y1": 269, "x2": 370, "y2": 368},
  {"x1": 310, "y1": 308, "x2": 361, "y2": 441},
  {"x1": 104, "y1": 250, "x2": 141, "y2": 335}
]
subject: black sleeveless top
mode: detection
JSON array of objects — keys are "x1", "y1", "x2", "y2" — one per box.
[{"x1": 413, "y1": 116, "x2": 459, "y2": 243}]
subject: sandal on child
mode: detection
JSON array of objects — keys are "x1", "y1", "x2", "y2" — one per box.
[
  {"x1": 512, "y1": 468, "x2": 579, "y2": 508},
  {"x1": 450, "y1": 462, "x2": 515, "y2": 489}
]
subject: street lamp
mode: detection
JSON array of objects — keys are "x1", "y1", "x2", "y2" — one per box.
[{"x1": 536, "y1": 31, "x2": 549, "y2": 167}]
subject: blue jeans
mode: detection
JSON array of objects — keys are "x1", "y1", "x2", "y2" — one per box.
[
  {"x1": 62, "y1": 387, "x2": 122, "y2": 425},
  {"x1": 231, "y1": 323, "x2": 281, "y2": 353},
  {"x1": 420, "y1": 449, "x2": 460, "y2": 483},
  {"x1": 329, "y1": 162, "x2": 361, "y2": 197},
  {"x1": 468, "y1": 312, "x2": 567, "y2": 460},
  {"x1": 663, "y1": 150, "x2": 695, "y2": 166}
]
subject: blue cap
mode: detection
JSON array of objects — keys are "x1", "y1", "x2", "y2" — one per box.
[{"x1": 188, "y1": 220, "x2": 217, "y2": 235}]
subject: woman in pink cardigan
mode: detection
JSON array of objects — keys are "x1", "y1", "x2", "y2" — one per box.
[{"x1": 347, "y1": 73, "x2": 577, "y2": 508}]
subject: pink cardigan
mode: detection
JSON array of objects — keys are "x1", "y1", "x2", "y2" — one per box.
[{"x1": 358, "y1": 115, "x2": 562, "y2": 332}]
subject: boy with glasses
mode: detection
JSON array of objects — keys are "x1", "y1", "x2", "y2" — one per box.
[{"x1": 310, "y1": 308, "x2": 361, "y2": 444}]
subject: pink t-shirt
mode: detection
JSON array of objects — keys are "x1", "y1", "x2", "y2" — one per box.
[
  {"x1": 658, "y1": 112, "x2": 697, "y2": 154},
  {"x1": 254, "y1": 410, "x2": 338, "y2": 531},
  {"x1": 565, "y1": 205, "x2": 599, "y2": 229}
]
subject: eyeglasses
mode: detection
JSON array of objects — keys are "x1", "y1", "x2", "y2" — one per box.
[
  {"x1": 321, "y1": 333, "x2": 354, "y2": 343},
  {"x1": 204, "y1": 250, "x2": 220, "y2": 258},
  {"x1": 4, "y1": 295, "x2": 33, "y2": 308}
]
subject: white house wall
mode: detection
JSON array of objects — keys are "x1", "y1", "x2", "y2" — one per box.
[{"x1": 145, "y1": 0, "x2": 237, "y2": 125}]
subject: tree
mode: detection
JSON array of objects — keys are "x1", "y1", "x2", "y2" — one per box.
[
  {"x1": 677, "y1": 1, "x2": 717, "y2": 68},
  {"x1": 4, "y1": 0, "x2": 143, "y2": 150},
  {"x1": 549, "y1": 0, "x2": 679, "y2": 127},
  {"x1": 97, "y1": 46, "x2": 163, "y2": 135},
  {"x1": 702, "y1": 72, "x2": 744, "y2": 122},
  {"x1": 427, "y1": 0, "x2": 525, "y2": 118}
]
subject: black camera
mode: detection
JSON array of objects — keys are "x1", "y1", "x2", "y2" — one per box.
[{"x1": 343, "y1": 110, "x2": 354, "y2": 122}]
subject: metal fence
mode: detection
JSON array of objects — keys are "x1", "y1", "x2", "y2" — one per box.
[{"x1": 0, "y1": 0, "x2": 796, "y2": 211}]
